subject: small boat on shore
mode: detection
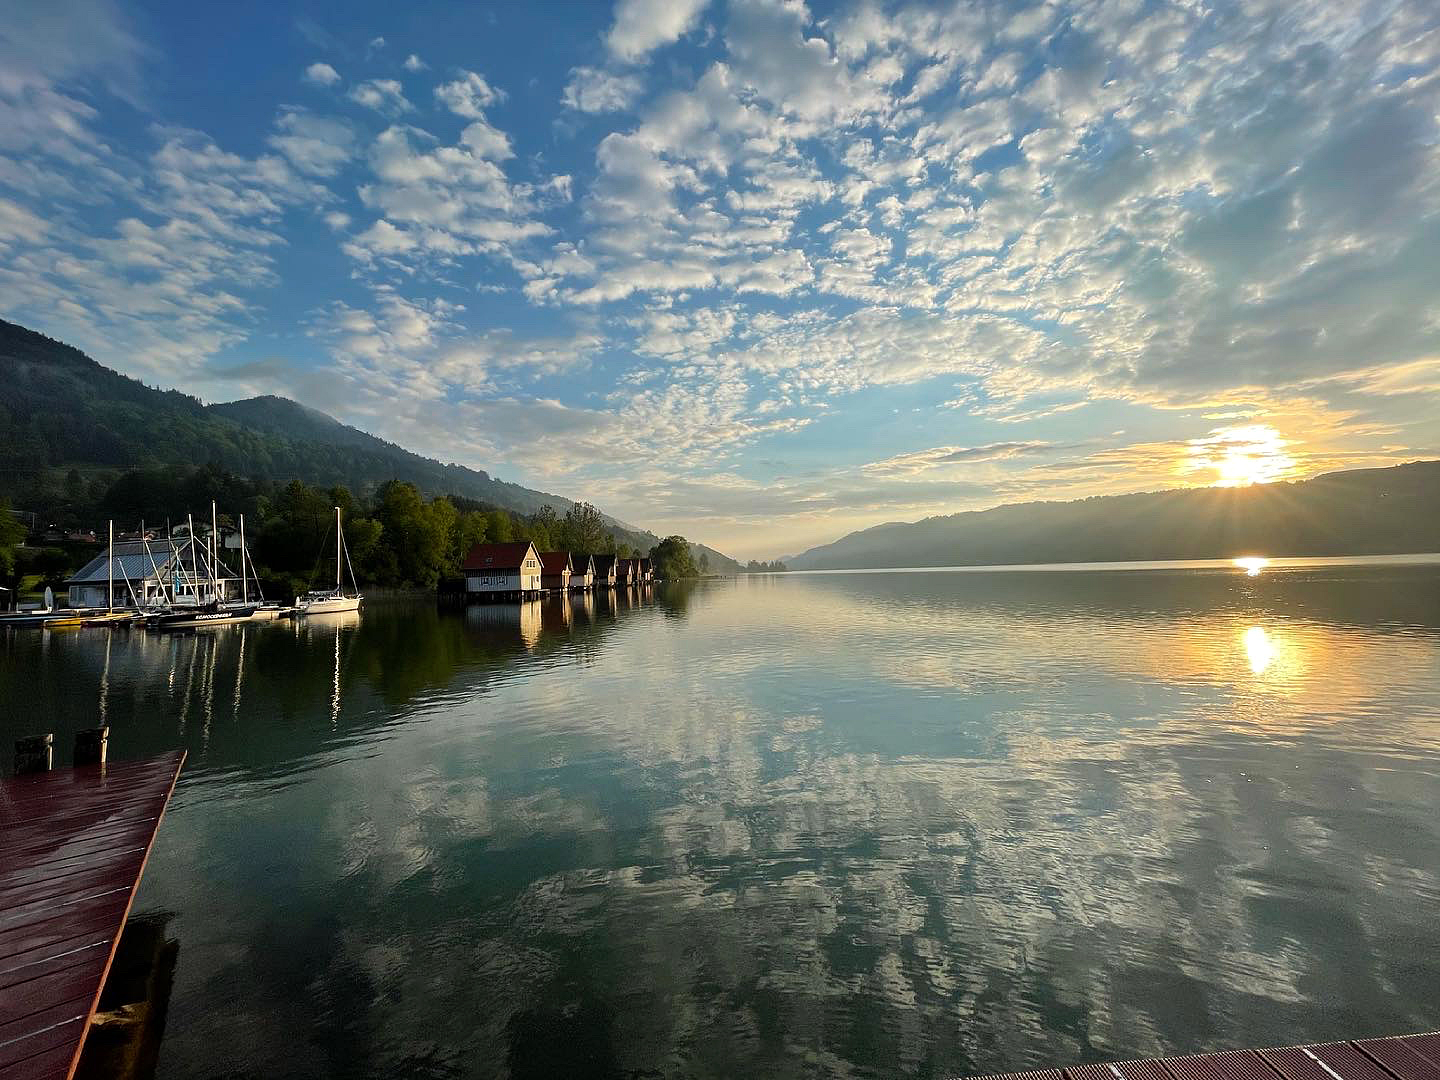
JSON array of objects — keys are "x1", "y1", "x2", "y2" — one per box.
[
  {"x1": 296, "y1": 507, "x2": 363, "y2": 617},
  {"x1": 228, "y1": 513, "x2": 296, "y2": 621},
  {"x1": 83, "y1": 611, "x2": 144, "y2": 628}
]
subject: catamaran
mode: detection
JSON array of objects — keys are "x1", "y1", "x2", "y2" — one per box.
[{"x1": 296, "y1": 506, "x2": 363, "y2": 616}]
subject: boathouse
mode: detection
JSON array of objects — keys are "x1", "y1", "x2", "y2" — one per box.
[
  {"x1": 615, "y1": 558, "x2": 635, "y2": 586},
  {"x1": 570, "y1": 554, "x2": 595, "y2": 589},
  {"x1": 591, "y1": 554, "x2": 618, "y2": 587},
  {"x1": 638, "y1": 557, "x2": 653, "y2": 583},
  {"x1": 539, "y1": 551, "x2": 572, "y2": 592},
  {"x1": 64, "y1": 539, "x2": 239, "y2": 609},
  {"x1": 463, "y1": 541, "x2": 542, "y2": 597}
]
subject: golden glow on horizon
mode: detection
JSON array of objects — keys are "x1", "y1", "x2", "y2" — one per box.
[
  {"x1": 1234, "y1": 556, "x2": 1269, "y2": 576},
  {"x1": 1244, "y1": 625, "x2": 1275, "y2": 674},
  {"x1": 1187, "y1": 424, "x2": 1299, "y2": 487}
]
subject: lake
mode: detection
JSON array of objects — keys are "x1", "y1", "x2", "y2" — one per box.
[{"x1": 3, "y1": 560, "x2": 1439, "y2": 1079}]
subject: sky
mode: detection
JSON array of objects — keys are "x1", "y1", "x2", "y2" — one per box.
[{"x1": 1, "y1": 0, "x2": 1438, "y2": 560}]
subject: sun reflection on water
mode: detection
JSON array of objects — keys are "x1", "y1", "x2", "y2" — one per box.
[
  {"x1": 1244, "y1": 625, "x2": 1275, "y2": 674},
  {"x1": 1234, "y1": 556, "x2": 1269, "y2": 576}
]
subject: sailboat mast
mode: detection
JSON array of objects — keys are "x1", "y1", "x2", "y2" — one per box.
[
  {"x1": 335, "y1": 506, "x2": 342, "y2": 590},
  {"x1": 240, "y1": 514, "x2": 248, "y2": 604},
  {"x1": 211, "y1": 501, "x2": 219, "y2": 602},
  {"x1": 107, "y1": 520, "x2": 114, "y2": 613},
  {"x1": 187, "y1": 514, "x2": 195, "y2": 601}
]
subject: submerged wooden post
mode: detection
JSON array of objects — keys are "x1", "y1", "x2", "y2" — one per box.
[
  {"x1": 75, "y1": 725, "x2": 109, "y2": 766},
  {"x1": 14, "y1": 732, "x2": 54, "y2": 775}
]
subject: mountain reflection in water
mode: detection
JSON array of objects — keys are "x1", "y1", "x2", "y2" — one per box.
[{"x1": 2, "y1": 563, "x2": 1438, "y2": 1080}]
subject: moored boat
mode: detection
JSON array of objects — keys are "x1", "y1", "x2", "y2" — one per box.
[
  {"x1": 147, "y1": 603, "x2": 259, "y2": 630},
  {"x1": 296, "y1": 590, "x2": 361, "y2": 615},
  {"x1": 296, "y1": 507, "x2": 363, "y2": 617}
]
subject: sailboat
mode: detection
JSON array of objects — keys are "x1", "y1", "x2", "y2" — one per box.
[
  {"x1": 83, "y1": 520, "x2": 144, "y2": 626},
  {"x1": 296, "y1": 507, "x2": 363, "y2": 616},
  {"x1": 228, "y1": 513, "x2": 293, "y2": 620},
  {"x1": 147, "y1": 504, "x2": 258, "y2": 629}
]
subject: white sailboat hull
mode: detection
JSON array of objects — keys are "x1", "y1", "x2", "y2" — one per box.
[{"x1": 298, "y1": 595, "x2": 362, "y2": 616}]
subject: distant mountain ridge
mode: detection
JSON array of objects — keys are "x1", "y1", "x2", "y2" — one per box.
[
  {"x1": 0, "y1": 318, "x2": 739, "y2": 570},
  {"x1": 788, "y1": 460, "x2": 1440, "y2": 570}
]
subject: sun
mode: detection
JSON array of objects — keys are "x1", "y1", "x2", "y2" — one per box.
[{"x1": 1187, "y1": 424, "x2": 1298, "y2": 487}]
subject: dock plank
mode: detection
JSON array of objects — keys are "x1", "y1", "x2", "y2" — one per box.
[
  {"x1": 0, "y1": 752, "x2": 184, "y2": 1080},
  {"x1": 1358, "y1": 1038, "x2": 1440, "y2": 1080},
  {"x1": 969, "y1": 1036, "x2": 1440, "y2": 1080}
]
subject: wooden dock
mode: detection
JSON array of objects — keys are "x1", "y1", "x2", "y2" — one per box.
[
  {"x1": 0, "y1": 751, "x2": 185, "y2": 1080},
  {"x1": 974, "y1": 1034, "x2": 1440, "y2": 1080}
]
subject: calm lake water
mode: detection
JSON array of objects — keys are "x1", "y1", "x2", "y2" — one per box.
[{"x1": 3, "y1": 561, "x2": 1440, "y2": 1079}]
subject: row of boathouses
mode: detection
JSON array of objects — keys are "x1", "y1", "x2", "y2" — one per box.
[{"x1": 462, "y1": 542, "x2": 654, "y2": 598}]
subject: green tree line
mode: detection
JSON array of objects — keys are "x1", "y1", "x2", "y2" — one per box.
[{"x1": 1, "y1": 467, "x2": 718, "y2": 601}]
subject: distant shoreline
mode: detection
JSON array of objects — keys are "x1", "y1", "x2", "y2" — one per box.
[{"x1": 782, "y1": 552, "x2": 1440, "y2": 576}]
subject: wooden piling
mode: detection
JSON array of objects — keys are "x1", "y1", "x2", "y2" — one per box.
[
  {"x1": 13, "y1": 732, "x2": 53, "y2": 775},
  {"x1": 75, "y1": 725, "x2": 110, "y2": 766}
]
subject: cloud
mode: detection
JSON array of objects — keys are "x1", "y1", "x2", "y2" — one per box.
[
  {"x1": 402, "y1": 53, "x2": 426, "y2": 72},
  {"x1": 303, "y1": 61, "x2": 340, "y2": 86},
  {"x1": 267, "y1": 107, "x2": 355, "y2": 177},
  {"x1": 606, "y1": 0, "x2": 709, "y2": 62},
  {"x1": 561, "y1": 67, "x2": 643, "y2": 113},
  {"x1": 434, "y1": 70, "x2": 505, "y2": 118},
  {"x1": 348, "y1": 78, "x2": 411, "y2": 114},
  {"x1": 863, "y1": 441, "x2": 1057, "y2": 476},
  {"x1": 341, "y1": 122, "x2": 548, "y2": 270},
  {"x1": 0, "y1": 0, "x2": 147, "y2": 102},
  {"x1": 5, "y1": 0, "x2": 1440, "y2": 561}
]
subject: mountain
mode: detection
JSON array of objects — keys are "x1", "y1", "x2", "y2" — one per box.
[
  {"x1": 787, "y1": 460, "x2": 1440, "y2": 570},
  {"x1": 0, "y1": 318, "x2": 740, "y2": 571}
]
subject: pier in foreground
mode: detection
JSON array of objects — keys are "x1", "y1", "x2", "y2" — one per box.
[
  {"x1": 971, "y1": 1034, "x2": 1440, "y2": 1080},
  {"x1": 0, "y1": 750, "x2": 185, "y2": 1080}
]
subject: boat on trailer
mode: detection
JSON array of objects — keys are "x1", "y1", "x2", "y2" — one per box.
[{"x1": 296, "y1": 506, "x2": 363, "y2": 617}]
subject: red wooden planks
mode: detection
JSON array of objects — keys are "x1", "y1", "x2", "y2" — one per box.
[
  {"x1": 1163, "y1": 1049, "x2": 1281, "y2": 1080},
  {"x1": 1356, "y1": 1038, "x2": 1440, "y2": 1080},
  {"x1": 0, "y1": 751, "x2": 184, "y2": 1080},
  {"x1": 969, "y1": 1035, "x2": 1440, "y2": 1080},
  {"x1": 1263, "y1": 1043, "x2": 1396, "y2": 1080},
  {"x1": 1068, "y1": 1059, "x2": 1172, "y2": 1080},
  {"x1": 1400, "y1": 1039, "x2": 1440, "y2": 1070}
]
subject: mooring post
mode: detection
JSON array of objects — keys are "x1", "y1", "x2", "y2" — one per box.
[
  {"x1": 74, "y1": 726, "x2": 109, "y2": 766},
  {"x1": 14, "y1": 733, "x2": 54, "y2": 775}
]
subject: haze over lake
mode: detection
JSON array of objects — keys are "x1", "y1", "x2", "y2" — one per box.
[{"x1": 3, "y1": 561, "x2": 1439, "y2": 1079}]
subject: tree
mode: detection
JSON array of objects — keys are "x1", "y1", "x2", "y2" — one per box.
[
  {"x1": 562, "y1": 502, "x2": 608, "y2": 554},
  {"x1": 0, "y1": 499, "x2": 24, "y2": 581},
  {"x1": 649, "y1": 535, "x2": 698, "y2": 580},
  {"x1": 374, "y1": 482, "x2": 454, "y2": 588},
  {"x1": 450, "y1": 510, "x2": 489, "y2": 574},
  {"x1": 521, "y1": 504, "x2": 556, "y2": 552},
  {"x1": 486, "y1": 509, "x2": 515, "y2": 543}
]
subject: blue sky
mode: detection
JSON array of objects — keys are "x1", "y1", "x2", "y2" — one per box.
[{"x1": 2, "y1": 0, "x2": 1438, "y2": 559}]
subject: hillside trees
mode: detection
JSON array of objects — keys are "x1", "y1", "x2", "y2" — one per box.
[
  {"x1": 649, "y1": 536, "x2": 698, "y2": 579},
  {"x1": 0, "y1": 500, "x2": 24, "y2": 579}
]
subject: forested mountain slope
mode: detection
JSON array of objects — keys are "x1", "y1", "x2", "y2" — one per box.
[
  {"x1": 788, "y1": 461, "x2": 1440, "y2": 570},
  {"x1": 0, "y1": 318, "x2": 739, "y2": 570}
]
